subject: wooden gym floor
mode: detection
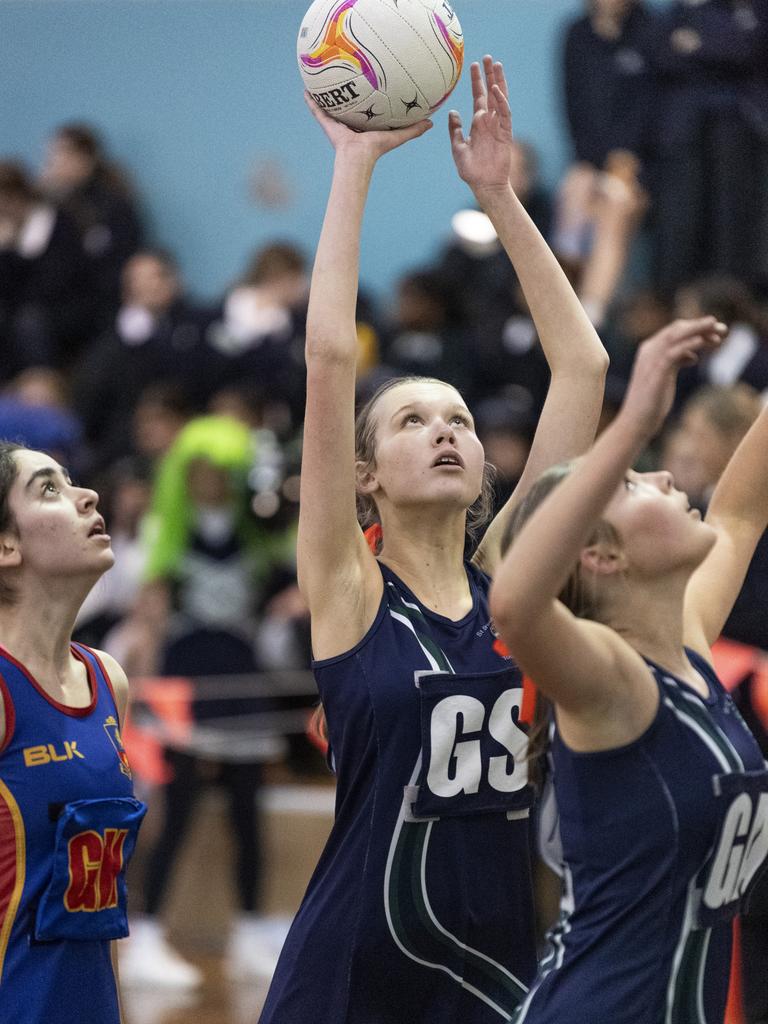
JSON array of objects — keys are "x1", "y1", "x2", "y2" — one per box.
[{"x1": 120, "y1": 780, "x2": 335, "y2": 1024}]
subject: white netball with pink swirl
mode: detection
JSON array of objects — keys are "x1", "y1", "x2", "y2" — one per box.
[{"x1": 298, "y1": 0, "x2": 464, "y2": 130}]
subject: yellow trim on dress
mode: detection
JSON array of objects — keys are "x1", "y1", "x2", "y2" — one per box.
[{"x1": 0, "y1": 779, "x2": 26, "y2": 984}]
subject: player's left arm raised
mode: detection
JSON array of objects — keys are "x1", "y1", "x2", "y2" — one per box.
[
  {"x1": 685, "y1": 400, "x2": 768, "y2": 653},
  {"x1": 449, "y1": 57, "x2": 608, "y2": 575}
]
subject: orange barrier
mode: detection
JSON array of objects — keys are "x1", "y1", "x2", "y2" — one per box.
[
  {"x1": 122, "y1": 677, "x2": 195, "y2": 785},
  {"x1": 726, "y1": 919, "x2": 744, "y2": 1024}
]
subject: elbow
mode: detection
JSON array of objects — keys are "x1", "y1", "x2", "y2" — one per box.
[
  {"x1": 587, "y1": 345, "x2": 610, "y2": 380},
  {"x1": 551, "y1": 335, "x2": 610, "y2": 383},
  {"x1": 305, "y1": 335, "x2": 358, "y2": 367},
  {"x1": 571, "y1": 344, "x2": 610, "y2": 390}
]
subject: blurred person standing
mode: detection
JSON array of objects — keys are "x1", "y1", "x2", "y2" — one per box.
[
  {"x1": 0, "y1": 162, "x2": 91, "y2": 375},
  {"x1": 40, "y1": 122, "x2": 143, "y2": 329},
  {"x1": 73, "y1": 250, "x2": 212, "y2": 475},
  {"x1": 554, "y1": 0, "x2": 655, "y2": 327},
  {"x1": 208, "y1": 243, "x2": 311, "y2": 428},
  {"x1": 651, "y1": 0, "x2": 768, "y2": 294}
]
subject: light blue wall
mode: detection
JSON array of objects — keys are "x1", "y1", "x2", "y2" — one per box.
[{"x1": 1, "y1": 0, "x2": 584, "y2": 301}]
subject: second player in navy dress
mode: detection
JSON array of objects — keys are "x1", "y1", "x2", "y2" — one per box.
[{"x1": 491, "y1": 317, "x2": 768, "y2": 1024}]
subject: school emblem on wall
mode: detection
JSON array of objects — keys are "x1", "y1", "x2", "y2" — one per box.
[{"x1": 103, "y1": 716, "x2": 132, "y2": 778}]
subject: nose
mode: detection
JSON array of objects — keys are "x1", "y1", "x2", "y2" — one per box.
[
  {"x1": 77, "y1": 487, "x2": 99, "y2": 512},
  {"x1": 653, "y1": 471, "x2": 674, "y2": 493},
  {"x1": 433, "y1": 420, "x2": 457, "y2": 447}
]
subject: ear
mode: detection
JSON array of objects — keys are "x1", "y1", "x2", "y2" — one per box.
[
  {"x1": 0, "y1": 532, "x2": 21, "y2": 569},
  {"x1": 579, "y1": 541, "x2": 627, "y2": 578},
  {"x1": 355, "y1": 460, "x2": 379, "y2": 496}
]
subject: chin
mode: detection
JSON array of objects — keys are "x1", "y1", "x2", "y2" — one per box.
[{"x1": 88, "y1": 550, "x2": 116, "y2": 575}]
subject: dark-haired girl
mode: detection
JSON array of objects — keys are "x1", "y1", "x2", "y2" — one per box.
[
  {"x1": 490, "y1": 317, "x2": 768, "y2": 1023},
  {"x1": 0, "y1": 442, "x2": 144, "y2": 1023},
  {"x1": 259, "y1": 58, "x2": 608, "y2": 1024}
]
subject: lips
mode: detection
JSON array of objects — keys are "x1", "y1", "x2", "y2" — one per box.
[
  {"x1": 88, "y1": 517, "x2": 107, "y2": 537},
  {"x1": 431, "y1": 451, "x2": 464, "y2": 469}
]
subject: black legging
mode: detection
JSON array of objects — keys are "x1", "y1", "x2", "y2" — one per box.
[{"x1": 144, "y1": 748, "x2": 263, "y2": 916}]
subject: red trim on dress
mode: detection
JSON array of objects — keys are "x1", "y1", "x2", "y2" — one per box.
[
  {"x1": 72, "y1": 643, "x2": 117, "y2": 712},
  {"x1": 0, "y1": 674, "x2": 15, "y2": 755},
  {"x1": 0, "y1": 643, "x2": 97, "y2": 717}
]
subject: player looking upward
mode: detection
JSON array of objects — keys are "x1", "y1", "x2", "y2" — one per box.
[
  {"x1": 0, "y1": 442, "x2": 145, "y2": 1024},
  {"x1": 490, "y1": 318, "x2": 768, "y2": 1024},
  {"x1": 260, "y1": 58, "x2": 608, "y2": 1023}
]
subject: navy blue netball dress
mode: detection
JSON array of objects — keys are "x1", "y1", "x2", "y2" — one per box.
[
  {"x1": 0, "y1": 643, "x2": 145, "y2": 1024},
  {"x1": 260, "y1": 562, "x2": 537, "y2": 1023},
  {"x1": 515, "y1": 649, "x2": 768, "y2": 1024}
]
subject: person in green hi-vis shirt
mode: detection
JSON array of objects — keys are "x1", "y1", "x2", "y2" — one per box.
[{"x1": 120, "y1": 414, "x2": 300, "y2": 989}]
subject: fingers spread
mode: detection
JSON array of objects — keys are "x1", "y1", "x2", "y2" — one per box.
[
  {"x1": 448, "y1": 110, "x2": 465, "y2": 146},
  {"x1": 490, "y1": 83, "x2": 512, "y2": 125},
  {"x1": 470, "y1": 61, "x2": 487, "y2": 113},
  {"x1": 494, "y1": 61, "x2": 510, "y2": 101}
]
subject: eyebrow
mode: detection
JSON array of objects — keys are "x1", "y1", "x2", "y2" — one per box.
[
  {"x1": 390, "y1": 403, "x2": 473, "y2": 423},
  {"x1": 25, "y1": 466, "x2": 71, "y2": 491}
]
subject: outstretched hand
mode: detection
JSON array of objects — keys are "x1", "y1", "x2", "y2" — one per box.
[
  {"x1": 449, "y1": 56, "x2": 514, "y2": 196},
  {"x1": 621, "y1": 317, "x2": 727, "y2": 439},
  {"x1": 304, "y1": 92, "x2": 432, "y2": 162}
]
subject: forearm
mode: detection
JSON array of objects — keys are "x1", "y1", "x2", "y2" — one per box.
[
  {"x1": 477, "y1": 183, "x2": 608, "y2": 378},
  {"x1": 306, "y1": 153, "x2": 375, "y2": 361},
  {"x1": 707, "y1": 408, "x2": 768, "y2": 530}
]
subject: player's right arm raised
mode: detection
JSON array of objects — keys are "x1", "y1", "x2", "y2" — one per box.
[
  {"x1": 298, "y1": 97, "x2": 432, "y2": 658},
  {"x1": 450, "y1": 59, "x2": 608, "y2": 576}
]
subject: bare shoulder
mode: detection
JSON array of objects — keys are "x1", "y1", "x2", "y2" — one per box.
[{"x1": 92, "y1": 648, "x2": 130, "y2": 724}]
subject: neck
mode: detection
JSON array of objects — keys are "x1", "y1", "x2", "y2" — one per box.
[
  {"x1": 591, "y1": 13, "x2": 624, "y2": 39},
  {"x1": 0, "y1": 577, "x2": 93, "y2": 676},
  {"x1": 606, "y1": 571, "x2": 697, "y2": 681},
  {"x1": 378, "y1": 506, "x2": 470, "y2": 615}
]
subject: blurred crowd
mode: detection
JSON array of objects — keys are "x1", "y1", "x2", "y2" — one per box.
[{"x1": 2, "y1": 0, "x2": 768, "y2": 991}]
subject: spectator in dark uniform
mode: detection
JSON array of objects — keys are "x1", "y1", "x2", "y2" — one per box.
[
  {"x1": 650, "y1": 0, "x2": 768, "y2": 295},
  {"x1": 380, "y1": 268, "x2": 479, "y2": 402},
  {"x1": 0, "y1": 161, "x2": 92, "y2": 375},
  {"x1": 40, "y1": 122, "x2": 144, "y2": 329},
  {"x1": 72, "y1": 250, "x2": 213, "y2": 474},
  {"x1": 206, "y1": 242, "x2": 310, "y2": 429},
  {"x1": 553, "y1": 0, "x2": 656, "y2": 327}
]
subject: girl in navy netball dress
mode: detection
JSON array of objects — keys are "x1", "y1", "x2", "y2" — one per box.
[
  {"x1": 0, "y1": 442, "x2": 145, "y2": 1024},
  {"x1": 259, "y1": 58, "x2": 608, "y2": 1024},
  {"x1": 490, "y1": 319, "x2": 768, "y2": 1024}
]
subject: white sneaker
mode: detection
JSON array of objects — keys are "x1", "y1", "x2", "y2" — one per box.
[
  {"x1": 226, "y1": 915, "x2": 289, "y2": 980},
  {"x1": 121, "y1": 988, "x2": 198, "y2": 1024},
  {"x1": 119, "y1": 917, "x2": 203, "y2": 989}
]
